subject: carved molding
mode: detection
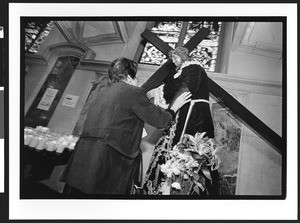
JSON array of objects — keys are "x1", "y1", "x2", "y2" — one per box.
[
  {"x1": 26, "y1": 43, "x2": 112, "y2": 74},
  {"x1": 41, "y1": 42, "x2": 96, "y2": 63},
  {"x1": 209, "y1": 72, "x2": 282, "y2": 96},
  {"x1": 79, "y1": 59, "x2": 110, "y2": 73},
  {"x1": 25, "y1": 53, "x2": 47, "y2": 65}
]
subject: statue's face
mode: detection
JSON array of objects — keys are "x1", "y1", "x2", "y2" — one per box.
[{"x1": 172, "y1": 54, "x2": 183, "y2": 68}]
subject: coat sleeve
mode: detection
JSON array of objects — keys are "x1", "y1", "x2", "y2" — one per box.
[{"x1": 132, "y1": 87, "x2": 174, "y2": 129}]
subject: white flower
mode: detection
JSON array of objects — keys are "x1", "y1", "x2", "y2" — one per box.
[
  {"x1": 160, "y1": 163, "x2": 173, "y2": 178},
  {"x1": 172, "y1": 145, "x2": 180, "y2": 152},
  {"x1": 160, "y1": 181, "x2": 171, "y2": 195},
  {"x1": 171, "y1": 182, "x2": 182, "y2": 190},
  {"x1": 198, "y1": 146, "x2": 211, "y2": 156},
  {"x1": 177, "y1": 152, "x2": 190, "y2": 161},
  {"x1": 159, "y1": 132, "x2": 223, "y2": 194},
  {"x1": 183, "y1": 174, "x2": 189, "y2": 179},
  {"x1": 185, "y1": 159, "x2": 199, "y2": 168},
  {"x1": 171, "y1": 161, "x2": 182, "y2": 175}
]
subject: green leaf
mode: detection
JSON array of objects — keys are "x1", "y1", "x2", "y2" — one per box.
[
  {"x1": 199, "y1": 175, "x2": 206, "y2": 186},
  {"x1": 191, "y1": 152, "x2": 202, "y2": 160},
  {"x1": 195, "y1": 181, "x2": 205, "y2": 191},
  {"x1": 192, "y1": 172, "x2": 199, "y2": 181},
  {"x1": 201, "y1": 168, "x2": 212, "y2": 183}
]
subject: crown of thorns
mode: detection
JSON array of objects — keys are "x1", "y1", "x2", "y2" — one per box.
[{"x1": 169, "y1": 47, "x2": 190, "y2": 61}]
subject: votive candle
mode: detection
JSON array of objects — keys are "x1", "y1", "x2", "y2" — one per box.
[
  {"x1": 36, "y1": 137, "x2": 46, "y2": 150},
  {"x1": 46, "y1": 141, "x2": 56, "y2": 152},
  {"x1": 56, "y1": 144, "x2": 65, "y2": 154},
  {"x1": 24, "y1": 135, "x2": 33, "y2": 146},
  {"x1": 28, "y1": 136, "x2": 39, "y2": 148}
]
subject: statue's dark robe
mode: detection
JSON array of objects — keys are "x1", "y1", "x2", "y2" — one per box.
[
  {"x1": 143, "y1": 62, "x2": 215, "y2": 145},
  {"x1": 164, "y1": 63, "x2": 215, "y2": 145},
  {"x1": 142, "y1": 63, "x2": 217, "y2": 196}
]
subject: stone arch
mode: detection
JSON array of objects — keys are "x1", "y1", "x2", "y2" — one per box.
[
  {"x1": 41, "y1": 42, "x2": 96, "y2": 64},
  {"x1": 25, "y1": 43, "x2": 95, "y2": 114}
]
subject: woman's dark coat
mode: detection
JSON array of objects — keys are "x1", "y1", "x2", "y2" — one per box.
[{"x1": 61, "y1": 81, "x2": 174, "y2": 194}]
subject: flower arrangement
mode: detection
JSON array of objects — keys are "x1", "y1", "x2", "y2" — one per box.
[{"x1": 159, "y1": 132, "x2": 223, "y2": 195}]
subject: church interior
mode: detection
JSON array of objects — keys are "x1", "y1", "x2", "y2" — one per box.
[{"x1": 22, "y1": 19, "x2": 284, "y2": 198}]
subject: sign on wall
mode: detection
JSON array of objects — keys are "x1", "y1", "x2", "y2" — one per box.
[
  {"x1": 62, "y1": 94, "x2": 79, "y2": 108},
  {"x1": 37, "y1": 88, "x2": 58, "y2": 111}
]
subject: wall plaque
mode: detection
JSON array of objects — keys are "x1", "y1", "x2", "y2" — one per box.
[
  {"x1": 62, "y1": 94, "x2": 79, "y2": 108},
  {"x1": 37, "y1": 88, "x2": 58, "y2": 111}
]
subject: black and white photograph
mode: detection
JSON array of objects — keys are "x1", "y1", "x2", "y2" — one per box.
[
  {"x1": 6, "y1": 2, "x2": 298, "y2": 221},
  {"x1": 21, "y1": 18, "x2": 285, "y2": 198}
]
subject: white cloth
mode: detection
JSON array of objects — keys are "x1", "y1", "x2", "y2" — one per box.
[{"x1": 142, "y1": 128, "x2": 147, "y2": 138}]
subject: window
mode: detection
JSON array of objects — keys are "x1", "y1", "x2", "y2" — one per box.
[
  {"x1": 25, "y1": 20, "x2": 54, "y2": 53},
  {"x1": 139, "y1": 21, "x2": 223, "y2": 72}
]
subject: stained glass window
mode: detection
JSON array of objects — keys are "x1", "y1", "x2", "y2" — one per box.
[
  {"x1": 25, "y1": 20, "x2": 54, "y2": 53},
  {"x1": 139, "y1": 20, "x2": 223, "y2": 72},
  {"x1": 139, "y1": 21, "x2": 182, "y2": 65},
  {"x1": 185, "y1": 21, "x2": 222, "y2": 72}
]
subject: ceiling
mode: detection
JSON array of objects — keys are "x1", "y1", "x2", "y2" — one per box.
[
  {"x1": 55, "y1": 21, "x2": 128, "y2": 46},
  {"x1": 55, "y1": 21, "x2": 283, "y2": 60}
]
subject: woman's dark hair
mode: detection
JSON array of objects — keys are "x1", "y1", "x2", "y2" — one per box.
[{"x1": 108, "y1": 57, "x2": 138, "y2": 83}]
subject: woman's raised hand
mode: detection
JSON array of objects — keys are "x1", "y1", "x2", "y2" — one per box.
[{"x1": 170, "y1": 92, "x2": 192, "y2": 113}]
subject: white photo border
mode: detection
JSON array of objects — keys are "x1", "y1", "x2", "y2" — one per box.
[{"x1": 9, "y1": 3, "x2": 298, "y2": 220}]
